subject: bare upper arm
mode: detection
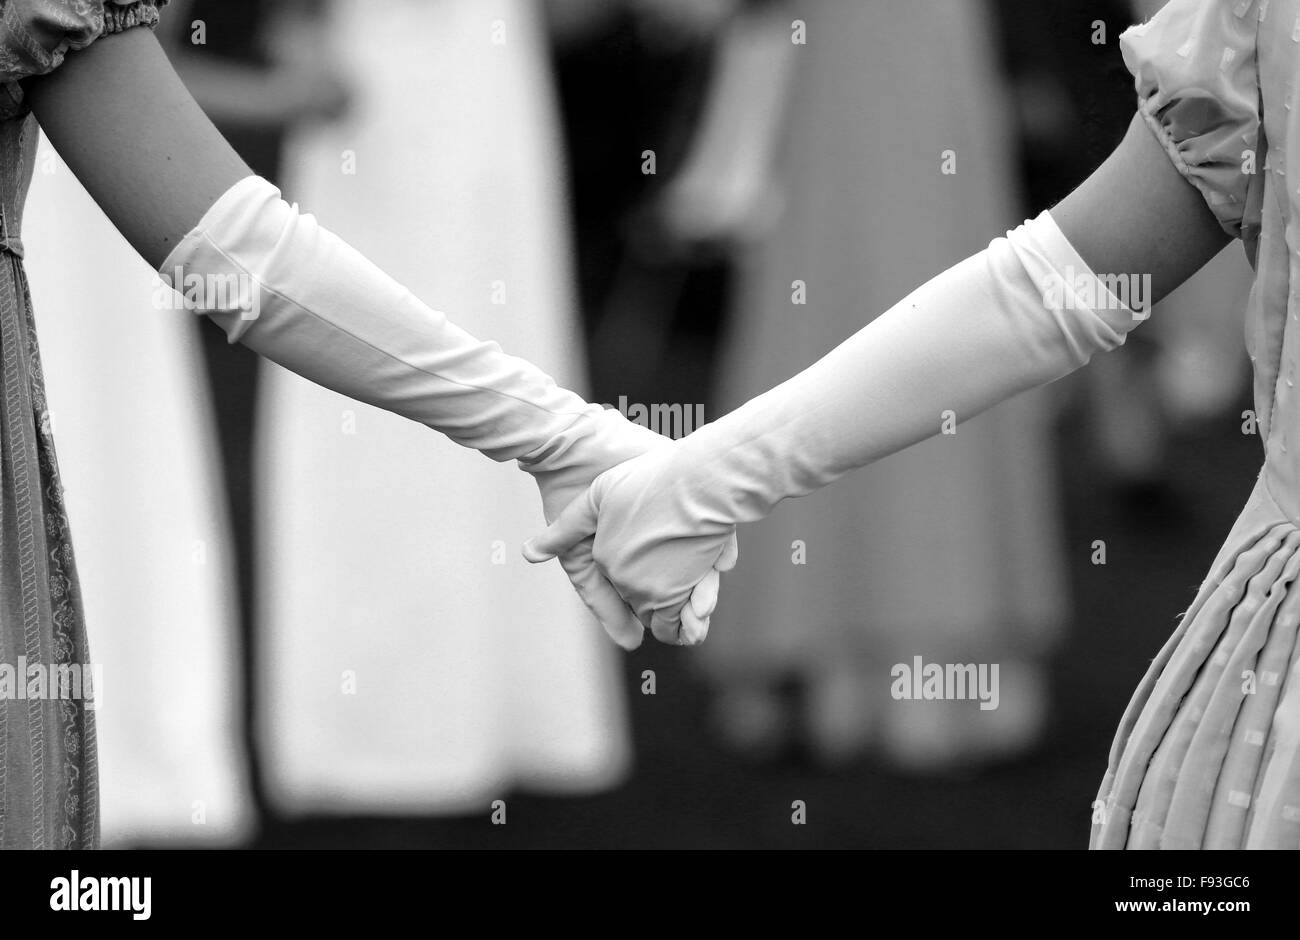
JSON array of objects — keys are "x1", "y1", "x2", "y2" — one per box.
[
  {"x1": 20, "y1": 27, "x2": 1233, "y2": 309},
  {"x1": 1052, "y1": 113, "x2": 1232, "y2": 306},
  {"x1": 24, "y1": 26, "x2": 251, "y2": 269}
]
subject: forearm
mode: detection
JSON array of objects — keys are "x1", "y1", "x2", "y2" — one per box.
[
  {"x1": 664, "y1": 112, "x2": 1232, "y2": 522},
  {"x1": 667, "y1": 211, "x2": 1132, "y2": 522},
  {"x1": 159, "y1": 176, "x2": 612, "y2": 465},
  {"x1": 26, "y1": 29, "x2": 630, "y2": 469}
]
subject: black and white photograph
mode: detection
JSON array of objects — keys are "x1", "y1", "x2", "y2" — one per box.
[{"x1": 0, "y1": 0, "x2": 1288, "y2": 922}]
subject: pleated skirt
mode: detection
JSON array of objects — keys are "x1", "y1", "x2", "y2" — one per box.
[{"x1": 1093, "y1": 471, "x2": 1300, "y2": 848}]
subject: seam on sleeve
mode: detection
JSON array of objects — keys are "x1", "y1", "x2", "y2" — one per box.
[{"x1": 190, "y1": 230, "x2": 594, "y2": 424}]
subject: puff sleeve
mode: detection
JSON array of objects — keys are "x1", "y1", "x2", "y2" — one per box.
[
  {"x1": 0, "y1": 0, "x2": 166, "y2": 117},
  {"x1": 1120, "y1": 0, "x2": 1261, "y2": 239}
]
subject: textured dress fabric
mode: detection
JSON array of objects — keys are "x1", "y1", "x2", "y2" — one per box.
[
  {"x1": 0, "y1": 0, "x2": 165, "y2": 850},
  {"x1": 1093, "y1": 0, "x2": 1300, "y2": 849}
]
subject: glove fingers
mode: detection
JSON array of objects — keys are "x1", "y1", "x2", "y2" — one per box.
[
  {"x1": 522, "y1": 490, "x2": 599, "y2": 563},
  {"x1": 559, "y1": 542, "x2": 645, "y2": 651},
  {"x1": 688, "y1": 568, "x2": 720, "y2": 619},
  {"x1": 581, "y1": 574, "x2": 646, "y2": 650},
  {"x1": 715, "y1": 532, "x2": 739, "y2": 572},
  {"x1": 649, "y1": 605, "x2": 687, "y2": 646},
  {"x1": 679, "y1": 601, "x2": 710, "y2": 647}
]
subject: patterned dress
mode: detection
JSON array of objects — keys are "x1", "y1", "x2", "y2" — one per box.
[
  {"x1": 1094, "y1": 0, "x2": 1300, "y2": 849},
  {"x1": 0, "y1": 0, "x2": 164, "y2": 850}
]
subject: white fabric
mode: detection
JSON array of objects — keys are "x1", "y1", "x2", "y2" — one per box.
[
  {"x1": 529, "y1": 211, "x2": 1139, "y2": 633},
  {"x1": 161, "y1": 174, "x2": 625, "y2": 465},
  {"x1": 161, "y1": 172, "x2": 669, "y2": 648}
]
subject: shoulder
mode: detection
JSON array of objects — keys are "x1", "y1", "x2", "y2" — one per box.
[
  {"x1": 0, "y1": 0, "x2": 165, "y2": 116},
  {"x1": 1119, "y1": 0, "x2": 1262, "y2": 240}
]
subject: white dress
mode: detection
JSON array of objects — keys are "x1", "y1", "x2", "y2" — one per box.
[
  {"x1": 257, "y1": 0, "x2": 629, "y2": 813},
  {"x1": 23, "y1": 136, "x2": 252, "y2": 844}
]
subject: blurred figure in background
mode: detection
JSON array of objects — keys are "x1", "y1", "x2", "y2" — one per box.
[
  {"x1": 21, "y1": 0, "x2": 349, "y2": 844},
  {"x1": 677, "y1": 0, "x2": 1068, "y2": 769},
  {"x1": 159, "y1": 0, "x2": 350, "y2": 833},
  {"x1": 24, "y1": 139, "x2": 251, "y2": 845},
  {"x1": 547, "y1": 0, "x2": 737, "y2": 412},
  {"x1": 256, "y1": 0, "x2": 630, "y2": 816}
]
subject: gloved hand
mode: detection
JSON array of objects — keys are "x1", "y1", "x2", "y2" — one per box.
[
  {"x1": 524, "y1": 438, "x2": 739, "y2": 646},
  {"x1": 519, "y1": 407, "x2": 738, "y2": 649}
]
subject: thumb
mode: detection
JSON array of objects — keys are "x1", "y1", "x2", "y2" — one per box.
[{"x1": 522, "y1": 489, "x2": 599, "y2": 562}]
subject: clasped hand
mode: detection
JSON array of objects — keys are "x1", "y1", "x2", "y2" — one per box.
[{"x1": 525, "y1": 436, "x2": 738, "y2": 649}]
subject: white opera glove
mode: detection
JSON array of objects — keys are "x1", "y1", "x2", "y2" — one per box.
[
  {"x1": 523, "y1": 210, "x2": 1138, "y2": 643},
  {"x1": 159, "y1": 174, "x2": 731, "y2": 650}
]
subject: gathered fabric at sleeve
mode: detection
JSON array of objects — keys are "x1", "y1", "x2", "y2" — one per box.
[
  {"x1": 0, "y1": 0, "x2": 166, "y2": 117},
  {"x1": 1120, "y1": 0, "x2": 1262, "y2": 239}
]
